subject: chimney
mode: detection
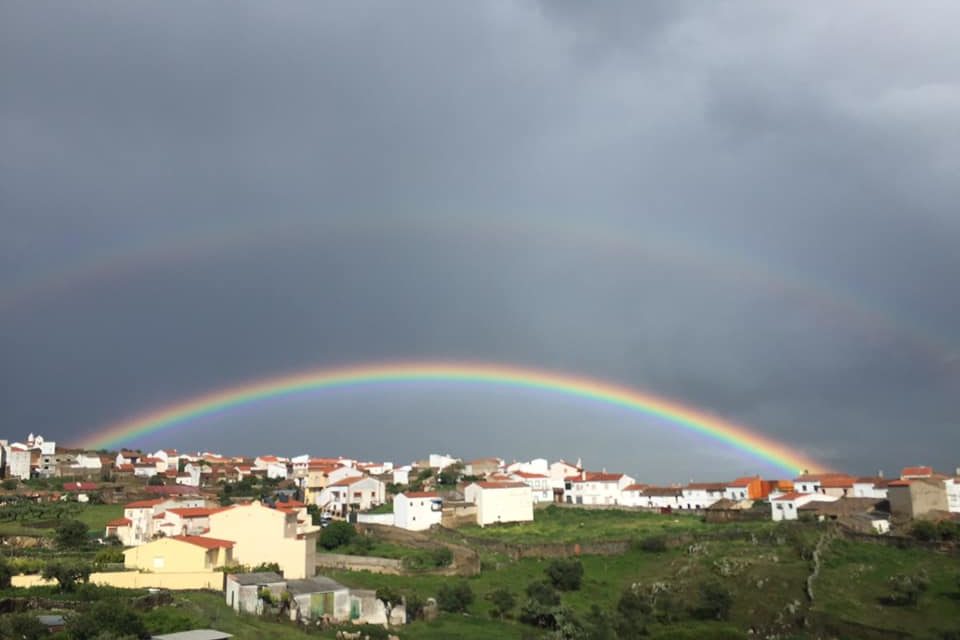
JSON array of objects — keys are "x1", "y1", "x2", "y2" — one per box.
[
  {"x1": 955, "y1": 466, "x2": 960, "y2": 477},
  {"x1": 580, "y1": 469, "x2": 586, "y2": 481},
  {"x1": 878, "y1": 470, "x2": 884, "y2": 478}
]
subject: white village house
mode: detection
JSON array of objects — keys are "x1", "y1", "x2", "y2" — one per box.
[{"x1": 464, "y1": 481, "x2": 534, "y2": 527}]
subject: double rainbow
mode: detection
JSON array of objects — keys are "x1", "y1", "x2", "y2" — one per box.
[{"x1": 76, "y1": 361, "x2": 824, "y2": 475}]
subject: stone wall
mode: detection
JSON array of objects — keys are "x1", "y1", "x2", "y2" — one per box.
[
  {"x1": 12, "y1": 570, "x2": 225, "y2": 590},
  {"x1": 315, "y1": 553, "x2": 404, "y2": 575}
]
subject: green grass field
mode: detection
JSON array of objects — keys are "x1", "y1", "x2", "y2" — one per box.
[{"x1": 450, "y1": 505, "x2": 714, "y2": 544}]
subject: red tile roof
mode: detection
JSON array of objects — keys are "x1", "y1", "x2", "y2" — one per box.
[
  {"x1": 622, "y1": 483, "x2": 649, "y2": 491},
  {"x1": 512, "y1": 471, "x2": 548, "y2": 479},
  {"x1": 167, "y1": 507, "x2": 222, "y2": 518},
  {"x1": 402, "y1": 491, "x2": 440, "y2": 498},
  {"x1": 888, "y1": 480, "x2": 912, "y2": 487},
  {"x1": 772, "y1": 492, "x2": 810, "y2": 501},
  {"x1": 728, "y1": 477, "x2": 758, "y2": 487},
  {"x1": 124, "y1": 498, "x2": 165, "y2": 509},
  {"x1": 472, "y1": 482, "x2": 528, "y2": 489},
  {"x1": 686, "y1": 482, "x2": 726, "y2": 491},
  {"x1": 820, "y1": 476, "x2": 855, "y2": 489},
  {"x1": 106, "y1": 517, "x2": 131, "y2": 527},
  {"x1": 171, "y1": 535, "x2": 234, "y2": 550},
  {"x1": 901, "y1": 466, "x2": 933, "y2": 478}
]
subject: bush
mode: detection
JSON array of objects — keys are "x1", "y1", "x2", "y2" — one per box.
[
  {"x1": 429, "y1": 546, "x2": 453, "y2": 567},
  {"x1": 0, "y1": 613, "x2": 46, "y2": 640},
  {"x1": 638, "y1": 535, "x2": 668, "y2": 553},
  {"x1": 319, "y1": 520, "x2": 356, "y2": 550},
  {"x1": 2, "y1": 478, "x2": 18, "y2": 490},
  {"x1": 884, "y1": 572, "x2": 930, "y2": 607},
  {"x1": 250, "y1": 562, "x2": 282, "y2": 574},
  {"x1": 526, "y1": 580, "x2": 561, "y2": 607},
  {"x1": 66, "y1": 601, "x2": 149, "y2": 640},
  {"x1": 911, "y1": 520, "x2": 939, "y2": 542},
  {"x1": 0, "y1": 555, "x2": 12, "y2": 589},
  {"x1": 546, "y1": 558, "x2": 584, "y2": 591},
  {"x1": 94, "y1": 546, "x2": 126, "y2": 566},
  {"x1": 692, "y1": 581, "x2": 733, "y2": 621},
  {"x1": 350, "y1": 536, "x2": 375, "y2": 555},
  {"x1": 405, "y1": 593, "x2": 426, "y2": 621},
  {"x1": 488, "y1": 587, "x2": 516, "y2": 620},
  {"x1": 437, "y1": 581, "x2": 474, "y2": 613},
  {"x1": 55, "y1": 519, "x2": 89, "y2": 549}
]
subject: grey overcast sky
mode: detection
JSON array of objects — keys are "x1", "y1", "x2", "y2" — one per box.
[{"x1": 2, "y1": 2, "x2": 959, "y2": 481}]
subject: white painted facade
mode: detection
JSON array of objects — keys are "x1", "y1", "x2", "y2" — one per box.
[
  {"x1": 638, "y1": 489, "x2": 683, "y2": 510},
  {"x1": 770, "y1": 493, "x2": 825, "y2": 521},
  {"x1": 72, "y1": 453, "x2": 103, "y2": 471},
  {"x1": 394, "y1": 492, "x2": 443, "y2": 531},
  {"x1": 464, "y1": 482, "x2": 534, "y2": 527},
  {"x1": 852, "y1": 480, "x2": 888, "y2": 499},
  {"x1": 509, "y1": 472, "x2": 552, "y2": 503},
  {"x1": 392, "y1": 465, "x2": 411, "y2": 485},
  {"x1": 428, "y1": 453, "x2": 460, "y2": 470},
  {"x1": 945, "y1": 478, "x2": 960, "y2": 513},
  {"x1": 327, "y1": 465, "x2": 364, "y2": 485},
  {"x1": 7, "y1": 449, "x2": 31, "y2": 480},
  {"x1": 317, "y1": 476, "x2": 386, "y2": 516},
  {"x1": 681, "y1": 485, "x2": 726, "y2": 510},
  {"x1": 566, "y1": 473, "x2": 635, "y2": 505}
]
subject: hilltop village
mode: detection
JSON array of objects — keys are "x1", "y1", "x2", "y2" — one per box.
[{"x1": 2, "y1": 434, "x2": 959, "y2": 639}]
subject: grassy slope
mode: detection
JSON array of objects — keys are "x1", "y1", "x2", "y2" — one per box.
[
  {"x1": 813, "y1": 538, "x2": 960, "y2": 639},
  {"x1": 452, "y1": 506, "x2": 711, "y2": 544}
]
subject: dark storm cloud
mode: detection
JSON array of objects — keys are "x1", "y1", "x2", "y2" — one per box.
[{"x1": 2, "y1": 2, "x2": 958, "y2": 478}]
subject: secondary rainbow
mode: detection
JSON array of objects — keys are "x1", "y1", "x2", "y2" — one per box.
[{"x1": 76, "y1": 361, "x2": 825, "y2": 474}]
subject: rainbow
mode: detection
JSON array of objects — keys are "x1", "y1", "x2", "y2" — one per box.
[{"x1": 76, "y1": 361, "x2": 825, "y2": 474}]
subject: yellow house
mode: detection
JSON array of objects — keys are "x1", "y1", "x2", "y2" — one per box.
[
  {"x1": 123, "y1": 535, "x2": 234, "y2": 573},
  {"x1": 205, "y1": 501, "x2": 320, "y2": 579}
]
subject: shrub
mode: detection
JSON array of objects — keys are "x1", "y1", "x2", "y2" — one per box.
[
  {"x1": 884, "y1": 572, "x2": 930, "y2": 607},
  {"x1": 488, "y1": 587, "x2": 516, "y2": 620},
  {"x1": 526, "y1": 580, "x2": 561, "y2": 606},
  {"x1": 350, "y1": 535, "x2": 375, "y2": 555},
  {"x1": 405, "y1": 593, "x2": 426, "y2": 621},
  {"x1": 65, "y1": 601, "x2": 149, "y2": 640},
  {"x1": 911, "y1": 520, "x2": 939, "y2": 542},
  {"x1": 319, "y1": 520, "x2": 356, "y2": 550},
  {"x1": 638, "y1": 535, "x2": 668, "y2": 553},
  {"x1": 2, "y1": 479, "x2": 17, "y2": 491},
  {"x1": 0, "y1": 613, "x2": 46, "y2": 640},
  {"x1": 429, "y1": 546, "x2": 453, "y2": 567},
  {"x1": 692, "y1": 581, "x2": 733, "y2": 620},
  {"x1": 251, "y1": 562, "x2": 282, "y2": 574},
  {"x1": 437, "y1": 581, "x2": 474, "y2": 613},
  {"x1": 546, "y1": 558, "x2": 584, "y2": 591},
  {"x1": 0, "y1": 555, "x2": 12, "y2": 589},
  {"x1": 94, "y1": 546, "x2": 126, "y2": 566}
]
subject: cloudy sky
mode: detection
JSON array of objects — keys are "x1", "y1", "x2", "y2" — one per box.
[{"x1": 2, "y1": 2, "x2": 958, "y2": 481}]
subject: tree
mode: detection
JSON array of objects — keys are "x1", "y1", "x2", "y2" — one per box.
[
  {"x1": 693, "y1": 581, "x2": 733, "y2": 620},
  {"x1": 437, "y1": 581, "x2": 474, "y2": 613},
  {"x1": 66, "y1": 601, "x2": 149, "y2": 640},
  {"x1": 405, "y1": 593, "x2": 426, "y2": 622},
  {"x1": 352, "y1": 535, "x2": 375, "y2": 555},
  {"x1": 376, "y1": 586, "x2": 403, "y2": 626},
  {"x1": 147, "y1": 475, "x2": 165, "y2": 486},
  {"x1": 319, "y1": 520, "x2": 356, "y2": 549},
  {"x1": 42, "y1": 560, "x2": 92, "y2": 591},
  {"x1": 55, "y1": 518, "x2": 89, "y2": 549},
  {"x1": 438, "y1": 462, "x2": 464, "y2": 486},
  {"x1": 546, "y1": 558, "x2": 584, "y2": 591},
  {"x1": 488, "y1": 587, "x2": 516, "y2": 620}
]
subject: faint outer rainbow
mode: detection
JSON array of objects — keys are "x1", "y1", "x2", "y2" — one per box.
[{"x1": 76, "y1": 362, "x2": 825, "y2": 474}]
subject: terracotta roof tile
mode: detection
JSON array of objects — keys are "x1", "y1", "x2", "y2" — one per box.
[{"x1": 171, "y1": 535, "x2": 234, "y2": 549}]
